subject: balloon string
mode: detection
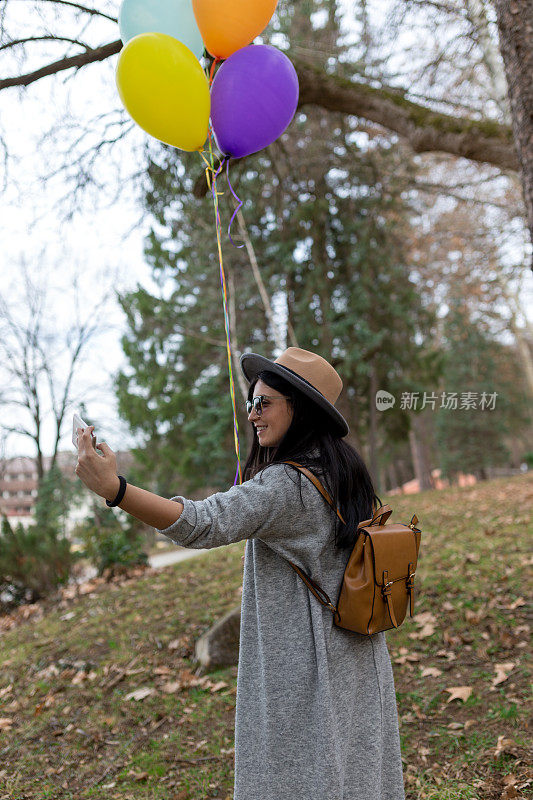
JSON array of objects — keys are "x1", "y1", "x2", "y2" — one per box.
[
  {"x1": 209, "y1": 56, "x2": 220, "y2": 85},
  {"x1": 199, "y1": 146, "x2": 243, "y2": 486},
  {"x1": 226, "y1": 159, "x2": 244, "y2": 249}
]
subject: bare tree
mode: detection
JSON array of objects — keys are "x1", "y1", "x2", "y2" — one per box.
[
  {"x1": 0, "y1": 261, "x2": 111, "y2": 480},
  {"x1": 0, "y1": 2, "x2": 521, "y2": 166},
  {"x1": 493, "y1": 0, "x2": 533, "y2": 261},
  {"x1": 0, "y1": 0, "x2": 530, "y2": 259}
]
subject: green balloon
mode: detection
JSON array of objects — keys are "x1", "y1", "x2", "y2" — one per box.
[{"x1": 119, "y1": 0, "x2": 205, "y2": 60}]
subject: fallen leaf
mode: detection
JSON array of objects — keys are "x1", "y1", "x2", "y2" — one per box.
[
  {"x1": 515, "y1": 625, "x2": 530, "y2": 635},
  {"x1": 493, "y1": 734, "x2": 517, "y2": 759},
  {"x1": 0, "y1": 718, "x2": 13, "y2": 730},
  {"x1": 193, "y1": 738, "x2": 208, "y2": 750},
  {"x1": 417, "y1": 623, "x2": 436, "y2": 637},
  {"x1": 447, "y1": 722, "x2": 464, "y2": 730},
  {"x1": 0, "y1": 685, "x2": 13, "y2": 699},
  {"x1": 209, "y1": 681, "x2": 228, "y2": 692},
  {"x1": 506, "y1": 597, "x2": 525, "y2": 610},
  {"x1": 436, "y1": 649, "x2": 456, "y2": 661},
  {"x1": 127, "y1": 770, "x2": 149, "y2": 781},
  {"x1": 177, "y1": 668, "x2": 205, "y2": 688},
  {"x1": 413, "y1": 611, "x2": 437, "y2": 626},
  {"x1": 394, "y1": 648, "x2": 421, "y2": 664},
  {"x1": 444, "y1": 686, "x2": 473, "y2": 703},
  {"x1": 161, "y1": 681, "x2": 182, "y2": 694},
  {"x1": 491, "y1": 662, "x2": 515, "y2": 689},
  {"x1": 124, "y1": 687, "x2": 155, "y2": 701},
  {"x1": 443, "y1": 629, "x2": 461, "y2": 647},
  {"x1": 499, "y1": 632, "x2": 515, "y2": 648},
  {"x1": 421, "y1": 667, "x2": 443, "y2": 678},
  {"x1": 465, "y1": 609, "x2": 482, "y2": 624}
]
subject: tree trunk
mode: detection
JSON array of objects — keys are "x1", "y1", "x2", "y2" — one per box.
[
  {"x1": 493, "y1": 0, "x2": 533, "y2": 262},
  {"x1": 408, "y1": 414, "x2": 433, "y2": 491},
  {"x1": 368, "y1": 365, "x2": 379, "y2": 488},
  {"x1": 387, "y1": 460, "x2": 400, "y2": 492}
]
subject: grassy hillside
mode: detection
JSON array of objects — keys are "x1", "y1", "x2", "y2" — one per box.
[{"x1": 0, "y1": 474, "x2": 531, "y2": 800}]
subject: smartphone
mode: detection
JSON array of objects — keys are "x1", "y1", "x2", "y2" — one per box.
[{"x1": 72, "y1": 413, "x2": 96, "y2": 450}]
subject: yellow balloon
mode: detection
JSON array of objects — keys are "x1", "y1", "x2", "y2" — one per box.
[{"x1": 116, "y1": 32, "x2": 210, "y2": 151}]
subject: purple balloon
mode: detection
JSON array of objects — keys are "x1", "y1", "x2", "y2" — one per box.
[{"x1": 210, "y1": 44, "x2": 299, "y2": 159}]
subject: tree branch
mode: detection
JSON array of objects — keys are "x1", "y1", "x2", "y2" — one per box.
[
  {"x1": 39, "y1": 0, "x2": 117, "y2": 22},
  {"x1": 0, "y1": 39, "x2": 518, "y2": 175},
  {"x1": 0, "y1": 39, "x2": 121, "y2": 89},
  {"x1": 295, "y1": 60, "x2": 518, "y2": 171},
  {"x1": 0, "y1": 35, "x2": 90, "y2": 52}
]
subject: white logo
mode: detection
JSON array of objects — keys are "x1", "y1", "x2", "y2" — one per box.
[{"x1": 376, "y1": 390, "x2": 395, "y2": 411}]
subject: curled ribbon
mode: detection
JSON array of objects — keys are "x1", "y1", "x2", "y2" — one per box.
[
  {"x1": 226, "y1": 159, "x2": 244, "y2": 249},
  {"x1": 199, "y1": 146, "x2": 243, "y2": 486}
]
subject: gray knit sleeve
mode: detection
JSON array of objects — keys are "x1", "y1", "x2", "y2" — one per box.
[{"x1": 156, "y1": 463, "x2": 330, "y2": 552}]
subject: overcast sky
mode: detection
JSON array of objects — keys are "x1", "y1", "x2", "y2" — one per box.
[{"x1": 1, "y1": 0, "x2": 532, "y2": 460}]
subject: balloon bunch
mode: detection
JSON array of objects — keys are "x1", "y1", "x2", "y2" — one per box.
[
  {"x1": 115, "y1": 1, "x2": 299, "y2": 485},
  {"x1": 115, "y1": 0, "x2": 299, "y2": 159}
]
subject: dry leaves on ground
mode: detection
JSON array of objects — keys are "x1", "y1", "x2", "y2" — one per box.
[
  {"x1": 444, "y1": 686, "x2": 473, "y2": 703},
  {"x1": 491, "y1": 662, "x2": 515, "y2": 689}
]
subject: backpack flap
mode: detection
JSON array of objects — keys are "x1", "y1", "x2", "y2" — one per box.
[
  {"x1": 364, "y1": 524, "x2": 419, "y2": 585},
  {"x1": 364, "y1": 524, "x2": 420, "y2": 621}
]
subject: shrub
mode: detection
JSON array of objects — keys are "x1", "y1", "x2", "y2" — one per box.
[
  {"x1": 0, "y1": 516, "x2": 76, "y2": 609},
  {"x1": 74, "y1": 505, "x2": 148, "y2": 578}
]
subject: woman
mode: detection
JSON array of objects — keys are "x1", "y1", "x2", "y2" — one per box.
[{"x1": 75, "y1": 346, "x2": 405, "y2": 800}]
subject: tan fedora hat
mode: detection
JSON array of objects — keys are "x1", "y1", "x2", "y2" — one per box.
[{"x1": 240, "y1": 347, "x2": 349, "y2": 437}]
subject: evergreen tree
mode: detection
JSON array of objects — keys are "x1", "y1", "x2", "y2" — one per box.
[
  {"x1": 435, "y1": 299, "x2": 529, "y2": 480},
  {"x1": 116, "y1": 1, "x2": 437, "y2": 493}
]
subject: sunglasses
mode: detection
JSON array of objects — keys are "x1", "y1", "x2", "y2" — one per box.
[{"x1": 245, "y1": 395, "x2": 290, "y2": 416}]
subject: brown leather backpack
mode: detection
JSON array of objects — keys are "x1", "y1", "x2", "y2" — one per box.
[{"x1": 282, "y1": 461, "x2": 422, "y2": 635}]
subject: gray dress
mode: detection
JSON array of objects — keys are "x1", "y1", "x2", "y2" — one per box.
[{"x1": 159, "y1": 462, "x2": 405, "y2": 800}]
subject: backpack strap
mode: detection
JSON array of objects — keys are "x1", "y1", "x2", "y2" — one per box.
[
  {"x1": 279, "y1": 461, "x2": 343, "y2": 616},
  {"x1": 282, "y1": 461, "x2": 390, "y2": 529},
  {"x1": 357, "y1": 504, "x2": 393, "y2": 529},
  {"x1": 282, "y1": 460, "x2": 346, "y2": 524},
  {"x1": 288, "y1": 561, "x2": 338, "y2": 614}
]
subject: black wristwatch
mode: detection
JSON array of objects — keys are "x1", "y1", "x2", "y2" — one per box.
[{"x1": 106, "y1": 475, "x2": 127, "y2": 507}]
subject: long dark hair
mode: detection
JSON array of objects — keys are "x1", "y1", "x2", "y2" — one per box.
[{"x1": 242, "y1": 370, "x2": 381, "y2": 549}]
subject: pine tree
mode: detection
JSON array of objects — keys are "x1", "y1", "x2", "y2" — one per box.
[
  {"x1": 116, "y1": 0, "x2": 438, "y2": 493},
  {"x1": 435, "y1": 298, "x2": 529, "y2": 480}
]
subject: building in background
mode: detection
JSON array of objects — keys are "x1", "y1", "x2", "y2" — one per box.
[
  {"x1": 0, "y1": 456, "x2": 38, "y2": 527},
  {"x1": 0, "y1": 450, "x2": 135, "y2": 531}
]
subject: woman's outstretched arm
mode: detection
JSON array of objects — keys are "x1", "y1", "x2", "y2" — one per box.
[{"x1": 74, "y1": 426, "x2": 184, "y2": 530}]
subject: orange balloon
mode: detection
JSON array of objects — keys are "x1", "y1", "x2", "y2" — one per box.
[{"x1": 192, "y1": 0, "x2": 278, "y2": 59}]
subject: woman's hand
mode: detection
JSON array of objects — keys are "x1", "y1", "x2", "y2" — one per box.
[{"x1": 75, "y1": 426, "x2": 120, "y2": 501}]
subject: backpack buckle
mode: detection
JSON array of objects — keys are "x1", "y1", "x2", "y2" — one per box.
[
  {"x1": 381, "y1": 570, "x2": 393, "y2": 597},
  {"x1": 406, "y1": 562, "x2": 415, "y2": 591}
]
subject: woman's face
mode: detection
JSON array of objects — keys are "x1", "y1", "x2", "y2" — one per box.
[{"x1": 248, "y1": 378, "x2": 293, "y2": 448}]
